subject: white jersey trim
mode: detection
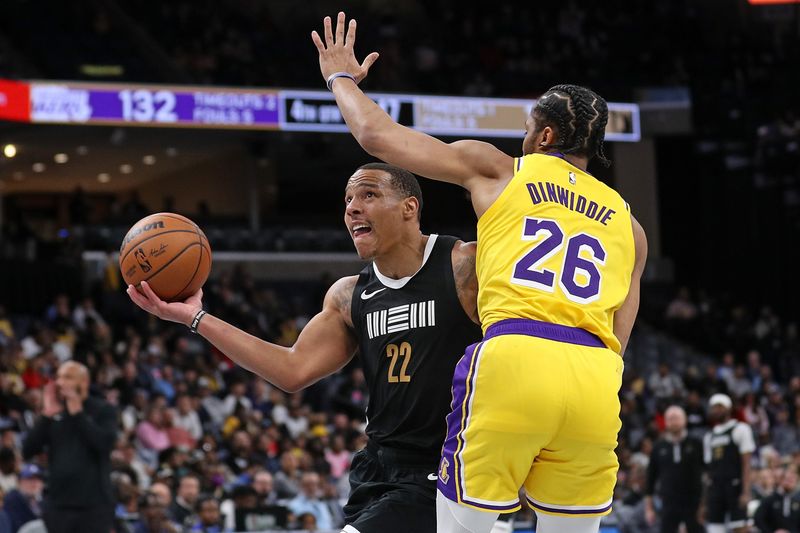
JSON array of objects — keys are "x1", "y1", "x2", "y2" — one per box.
[{"x1": 373, "y1": 234, "x2": 438, "y2": 289}]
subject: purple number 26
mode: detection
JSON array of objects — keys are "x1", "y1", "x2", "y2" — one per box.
[{"x1": 511, "y1": 217, "x2": 606, "y2": 303}]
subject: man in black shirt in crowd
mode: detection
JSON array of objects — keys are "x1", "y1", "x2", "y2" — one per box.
[
  {"x1": 754, "y1": 465, "x2": 800, "y2": 533},
  {"x1": 22, "y1": 361, "x2": 118, "y2": 533},
  {"x1": 128, "y1": 164, "x2": 511, "y2": 533},
  {"x1": 704, "y1": 393, "x2": 756, "y2": 533},
  {"x1": 645, "y1": 405, "x2": 705, "y2": 533}
]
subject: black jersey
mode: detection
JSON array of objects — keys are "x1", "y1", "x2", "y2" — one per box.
[
  {"x1": 708, "y1": 424, "x2": 741, "y2": 482},
  {"x1": 350, "y1": 234, "x2": 481, "y2": 460}
]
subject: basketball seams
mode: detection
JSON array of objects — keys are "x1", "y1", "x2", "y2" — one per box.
[
  {"x1": 120, "y1": 229, "x2": 198, "y2": 264},
  {"x1": 166, "y1": 223, "x2": 204, "y2": 301}
]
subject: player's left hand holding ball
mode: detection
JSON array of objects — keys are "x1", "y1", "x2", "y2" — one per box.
[
  {"x1": 127, "y1": 281, "x2": 203, "y2": 328},
  {"x1": 312, "y1": 11, "x2": 379, "y2": 85}
]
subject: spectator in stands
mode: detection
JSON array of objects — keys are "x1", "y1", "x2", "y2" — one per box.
[
  {"x1": 771, "y1": 409, "x2": 799, "y2": 457},
  {"x1": 148, "y1": 482, "x2": 172, "y2": 508},
  {"x1": 645, "y1": 406, "x2": 704, "y2": 533},
  {"x1": 728, "y1": 365, "x2": 753, "y2": 399},
  {"x1": 72, "y1": 297, "x2": 105, "y2": 333},
  {"x1": 273, "y1": 451, "x2": 302, "y2": 499},
  {"x1": 324, "y1": 434, "x2": 351, "y2": 480},
  {"x1": 251, "y1": 470, "x2": 279, "y2": 506},
  {"x1": 665, "y1": 287, "x2": 698, "y2": 321},
  {"x1": 173, "y1": 394, "x2": 203, "y2": 441},
  {"x1": 162, "y1": 408, "x2": 196, "y2": 450},
  {"x1": 754, "y1": 465, "x2": 800, "y2": 533},
  {"x1": 2, "y1": 463, "x2": 43, "y2": 533},
  {"x1": 133, "y1": 490, "x2": 179, "y2": 533},
  {"x1": 137, "y1": 406, "x2": 171, "y2": 458},
  {"x1": 170, "y1": 474, "x2": 201, "y2": 527},
  {"x1": 288, "y1": 471, "x2": 335, "y2": 530},
  {"x1": 717, "y1": 352, "x2": 736, "y2": 390},
  {"x1": 684, "y1": 390, "x2": 707, "y2": 438},
  {"x1": 22, "y1": 361, "x2": 117, "y2": 533},
  {"x1": 649, "y1": 363, "x2": 686, "y2": 401},
  {"x1": 223, "y1": 430, "x2": 255, "y2": 476},
  {"x1": 221, "y1": 380, "x2": 251, "y2": 419},
  {"x1": 190, "y1": 496, "x2": 229, "y2": 533}
]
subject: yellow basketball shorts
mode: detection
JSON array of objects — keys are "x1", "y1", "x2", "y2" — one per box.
[{"x1": 437, "y1": 318, "x2": 623, "y2": 516}]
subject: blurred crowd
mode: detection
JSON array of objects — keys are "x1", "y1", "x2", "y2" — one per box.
[
  {"x1": 609, "y1": 287, "x2": 800, "y2": 532},
  {"x1": 0, "y1": 273, "x2": 798, "y2": 532},
  {"x1": 0, "y1": 268, "x2": 366, "y2": 532}
]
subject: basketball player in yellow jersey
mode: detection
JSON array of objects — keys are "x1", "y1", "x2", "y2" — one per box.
[{"x1": 313, "y1": 13, "x2": 647, "y2": 533}]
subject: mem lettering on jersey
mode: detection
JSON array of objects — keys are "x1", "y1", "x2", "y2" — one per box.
[{"x1": 365, "y1": 300, "x2": 436, "y2": 340}]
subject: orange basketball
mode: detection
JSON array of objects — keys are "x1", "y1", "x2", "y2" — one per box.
[{"x1": 119, "y1": 213, "x2": 212, "y2": 302}]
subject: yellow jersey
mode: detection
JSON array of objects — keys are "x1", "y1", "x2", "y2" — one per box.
[{"x1": 476, "y1": 153, "x2": 635, "y2": 353}]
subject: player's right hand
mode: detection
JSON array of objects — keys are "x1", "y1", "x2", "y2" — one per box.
[
  {"x1": 127, "y1": 281, "x2": 203, "y2": 327},
  {"x1": 311, "y1": 12, "x2": 379, "y2": 85}
]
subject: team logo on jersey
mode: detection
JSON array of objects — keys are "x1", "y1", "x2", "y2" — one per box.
[
  {"x1": 364, "y1": 299, "x2": 436, "y2": 340},
  {"x1": 439, "y1": 457, "x2": 450, "y2": 483}
]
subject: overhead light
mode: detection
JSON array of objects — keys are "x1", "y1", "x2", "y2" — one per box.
[
  {"x1": 32, "y1": 162, "x2": 46, "y2": 173},
  {"x1": 142, "y1": 155, "x2": 156, "y2": 165},
  {"x1": 76, "y1": 145, "x2": 89, "y2": 155},
  {"x1": 97, "y1": 173, "x2": 111, "y2": 183},
  {"x1": 3, "y1": 144, "x2": 17, "y2": 158},
  {"x1": 54, "y1": 153, "x2": 69, "y2": 164},
  {"x1": 165, "y1": 147, "x2": 178, "y2": 157},
  {"x1": 120, "y1": 164, "x2": 133, "y2": 174},
  {"x1": 13, "y1": 171, "x2": 24, "y2": 181}
]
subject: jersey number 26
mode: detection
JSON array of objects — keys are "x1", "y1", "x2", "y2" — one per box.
[{"x1": 511, "y1": 217, "x2": 606, "y2": 303}]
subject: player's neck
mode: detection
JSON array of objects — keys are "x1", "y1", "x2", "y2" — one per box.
[
  {"x1": 540, "y1": 150, "x2": 589, "y2": 171},
  {"x1": 373, "y1": 232, "x2": 428, "y2": 279}
]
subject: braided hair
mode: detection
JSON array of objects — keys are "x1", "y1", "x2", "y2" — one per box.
[{"x1": 533, "y1": 84, "x2": 610, "y2": 167}]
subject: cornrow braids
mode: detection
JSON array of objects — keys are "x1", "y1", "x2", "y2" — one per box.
[{"x1": 534, "y1": 84, "x2": 611, "y2": 167}]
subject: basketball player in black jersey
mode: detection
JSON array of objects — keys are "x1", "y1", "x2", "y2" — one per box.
[{"x1": 127, "y1": 163, "x2": 513, "y2": 533}]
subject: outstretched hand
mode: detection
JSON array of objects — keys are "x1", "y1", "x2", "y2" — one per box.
[
  {"x1": 311, "y1": 11, "x2": 379, "y2": 85},
  {"x1": 127, "y1": 281, "x2": 203, "y2": 327}
]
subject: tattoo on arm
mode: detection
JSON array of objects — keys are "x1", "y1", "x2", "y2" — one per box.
[
  {"x1": 333, "y1": 277, "x2": 358, "y2": 329},
  {"x1": 453, "y1": 250, "x2": 479, "y2": 324}
]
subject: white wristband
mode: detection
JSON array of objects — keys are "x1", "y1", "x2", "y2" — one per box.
[{"x1": 326, "y1": 71, "x2": 356, "y2": 91}]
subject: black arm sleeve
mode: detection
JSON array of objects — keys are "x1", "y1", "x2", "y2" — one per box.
[
  {"x1": 67, "y1": 404, "x2": 118, "y2": 454},
  {"x1": 22, "y1": 416, "x2": 51, "y2": 459}
]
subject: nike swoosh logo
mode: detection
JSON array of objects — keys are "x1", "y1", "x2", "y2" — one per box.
[
  {"x1": 428, "y1": 473, "x2": 438, "y2": 481},
  {"x1": 360, "y1": 288, "x2": 386, "y2": 300}
]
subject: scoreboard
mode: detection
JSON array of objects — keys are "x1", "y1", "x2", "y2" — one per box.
[{"x1": 0, "y1": 79, "x2": 641, "y2": 142}]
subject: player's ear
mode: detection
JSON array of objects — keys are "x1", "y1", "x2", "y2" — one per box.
[
  {"x1": 539, "y1": 125, "x2": 556, "y2": 148},
  {"x1": 403, "y1": 197, "x2": 420, "y2": 221}
]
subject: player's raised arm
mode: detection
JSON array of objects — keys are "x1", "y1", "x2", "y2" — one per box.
[
  {"x1": 311, "y1": 12, "x2": 513, "y2": 192},
  {"x1": 127, "y1": 277, "x2": 359, "y2": 393}
]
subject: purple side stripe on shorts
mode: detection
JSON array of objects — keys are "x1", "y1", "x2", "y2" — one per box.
[
  {"x1": 438, "y1": 342, "x2": 481, "y2": 504},
  {"x1": 484, "y1": 318, "x2": 606, "y2": 348},
  {"x1": 527, "y1": 495, "x2": 613, "y2": 516}
]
